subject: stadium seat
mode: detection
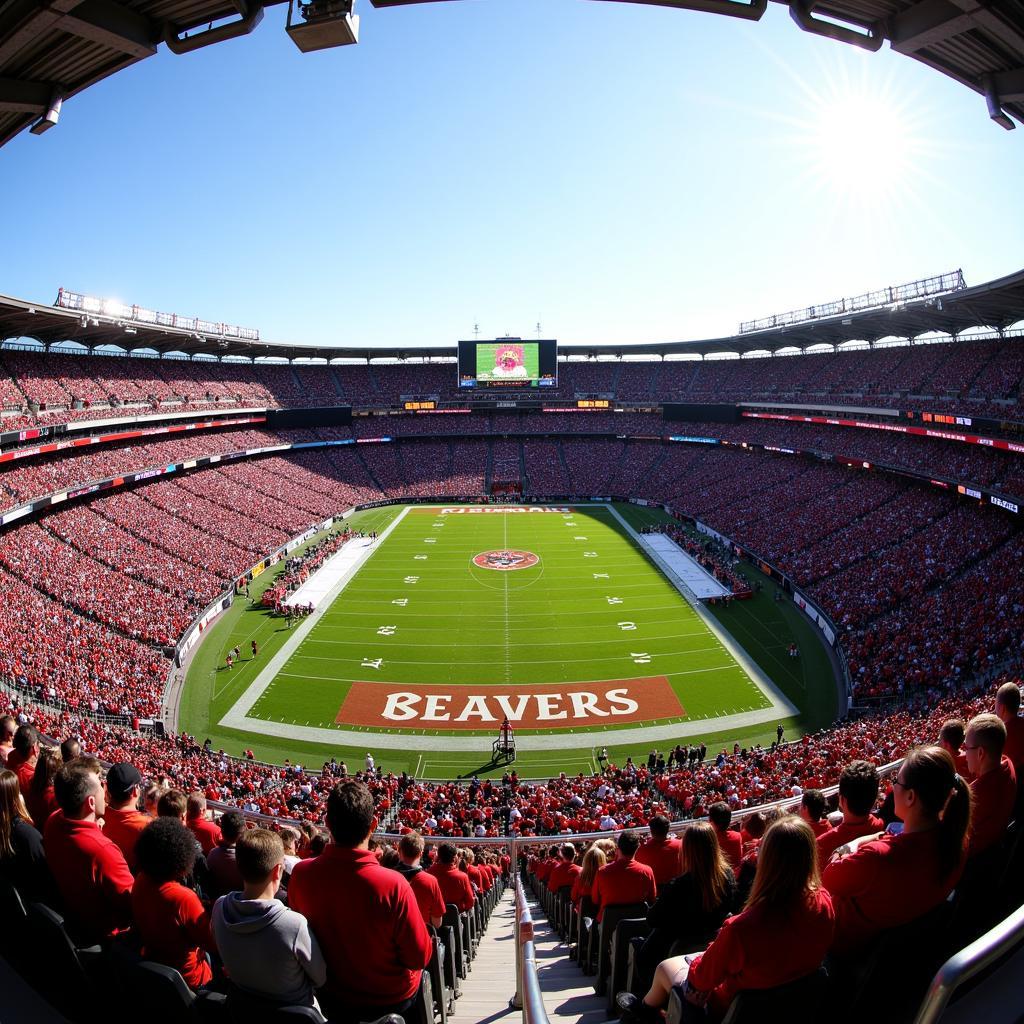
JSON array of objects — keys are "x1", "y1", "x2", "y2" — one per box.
[
  {"x1": 129, "y1": 961, "x2": 197, "y2": 1024},
  {"x1": 666, "y1": 967, "x2": 828, "y2": 1024},
  {"x1": 591, "y1": 903, "x2": 649, "y2": 995},
  {"x1": 442, "y1": 905, "x2": 469, "y2": 980},
  {"x1": 606, "y1": 917, "x2": 650, "y2": 1013},
  {"x1": 25, "y1": 903, "x2": 102, "y2": 1022}
]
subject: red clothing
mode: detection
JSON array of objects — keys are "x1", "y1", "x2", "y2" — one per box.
[
  {"x1": 592, "y1": 856, "x2": 656, "y2": 921},
  {"x1": 535, "y1": 858, "x2": 555, "y2": 884},
  {"x1": 427, "y1": 861, "x2": 475, "y2": 912},
  {"x1": 406, "y1": 869, "x2": 446, "y2": 926},
  {"x1": 822, "y1": 828, "x2": 964, "y2": 954},
  {"x1": 14, "y1": 758, "x2": 36, "y2": 798},
  {"x1": 290, "y1": 846, "x2": 432, "y2": 1008},
  {"x1": 688, "y1": 889, "x2": 835, "y2": 1017},
  {"x1": 43, "y1": 813, "x2": 134, "y2": 943},
  {"x1": 131, "y1": 873, "x2": 214, "y2": 989},
  {"x1": 1003, "y1": 714, "x2": 1024, "y2": 780},
  {"x1": 187, "y1": 816, "x2": 223, "y2": 857},
  {"x1": 548, "y1": 860, "x2": 581, "y2": 893},
  {"x1": 807, "y1": 819, "x2": 830, "y2": 838},
  {"x1": 816, "y1": 816, "x2": 884, "y2": 864},
  {"x1": 968, "y1": 757, "x2": 1017, "y2": 858},
  {"x1": 571, "y1": 870, "x2": 592, "y2": 907},
  {"x1": 25, "y1": 785, "x2": 58, "y2": 832},
  {"x1": 465, "y1": 863, "x2": 485, "y2": 892},
  {"x1": 103, "y1": 805, "x2": 151, "y2": 870},
  {"x1": 714, "y1": 828, "x2": 743, "y2": 872},
  {"x1": 635, "y1": 836, "x2": 681, "y2": 891}
]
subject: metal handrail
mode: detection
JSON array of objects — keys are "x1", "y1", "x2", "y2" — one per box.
[
  {"x1": 514, "y1": 878, "x2": 549, "y2": 1024},
  {"x1": 912, "y1": 901, "x2": 1024, "y2": 1024}
]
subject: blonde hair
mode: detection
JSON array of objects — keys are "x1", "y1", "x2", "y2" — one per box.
[
  {"x1": 579, "y1": 845, "x2": 607, "y2": 892},
  {"x1": 681, "y1": 821, "x2": 732, "y2": 914},
  {"x1": 745, "y1": 815, "x2": 820, "y2": 913}
]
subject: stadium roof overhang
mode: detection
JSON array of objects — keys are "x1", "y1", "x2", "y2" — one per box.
[
  {"x1": 2, "y1": 266, "x2": 1023, "y2": 360},
  {"x1": 1, "y1": 0, "x2": 1023, "y2": 149}
]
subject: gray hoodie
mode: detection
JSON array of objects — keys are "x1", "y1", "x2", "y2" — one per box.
[{"x1": 212, "y1": 892, "x2": 327, "y2": 1006}]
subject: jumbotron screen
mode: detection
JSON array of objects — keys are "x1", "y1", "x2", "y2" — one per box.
[{"x1": 458, "y1": 338, "x2": 558, "y2": 388}]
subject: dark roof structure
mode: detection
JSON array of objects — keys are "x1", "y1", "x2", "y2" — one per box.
[
  {"x1": 1, "y1": 0, "x2": 1023, "y2": 149},
  {"x1": 1, "y1": 266, "x2": 1022, "y2": 361}
]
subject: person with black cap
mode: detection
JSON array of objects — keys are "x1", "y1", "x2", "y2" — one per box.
[{"x1": 103, "y1": 762, "x2": 150, "y2": 870}]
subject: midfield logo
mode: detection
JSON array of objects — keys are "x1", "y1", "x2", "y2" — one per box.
[{"x1": 472, "y1": 549, "x2": 541, "y2": 571}]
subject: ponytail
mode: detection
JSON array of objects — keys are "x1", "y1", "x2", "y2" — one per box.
[
  {"x1": 937, "y1": 772, "x2": 971, "y2": 878},
  {"x1": 900, "y1": 746, "x2": 971, "y2": 878}
]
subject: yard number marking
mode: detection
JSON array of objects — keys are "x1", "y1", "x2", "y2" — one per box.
[
  {"x1": 404, "y1": 576, "x2": 420, "y2": 584},
  {"x1": 377, "y1": 626, "x2": 397, "y2": 636},
  {"x1": 361, "y1": 658, "x2": 383, "y2": 669},
  {"x1": 618, "y1": 621, "x2": 637, "y2": 631}
]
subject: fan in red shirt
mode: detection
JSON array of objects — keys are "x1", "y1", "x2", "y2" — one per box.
[
  {"x1": 822, "y1": 746, "x2": 970, "y2": 955},
  {"x1": 395, "y1": 832, "x2": 446, "y2": 928},
  {"x1": 995, "y1": 682, "x2": 1024, "y2": 781},
  {"x1": 43, "y1": 759, "x2": 134, "y2": 945},
  {"x1": 937, "y1": 720, "x2": 972, "y2": 782},
  {"x1": 131, "y1": 817, "x2": 216, "y2": 989},
  {"x1": 8, "y1": 724, "x2": 39, "y2": 798},
  {"x1": 427, "y1": 842, "x2": 476, "y2": 912},
  {"x1": 547, "y1": 843, "x2": 581, "y2": 893},
  {"x1": 798, "y1": 790, "x2": 830, "y2": 838},
  {"x1": 635, "y1": 816, "x2": 681, "y2": 894},
  {"x1": 592, "y1": 831, "x2": 656, "y2": 921},
  {"x1": 618, "y1": 816, "x2": 834, "y2": 1024},
  {"x1": 102, "y1": 762, "x2": 150, "y2": 870},
  {"x1": 289, "y1": 781, "x2": 432, "y2": 1022},
  {"x1": 816, "y1": 761, "x2": 884, "y2": 864},
  {"x1": 708, "y1": 803, "x2": 743, "y2": 872},
  {"x1": 964, "y1": 714, "x2": 1017, "y2": 858},
  {"x1": 186, "y1": 792, "x2": 223, "y2": 856}
]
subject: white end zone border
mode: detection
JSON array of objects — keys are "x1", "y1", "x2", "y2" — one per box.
[
  {"x1": 218, "y1": 503, "x2": 796, "y2": 753},
  {"x1": 604, "y1": 503, "x2": 797, "y2": 723}
]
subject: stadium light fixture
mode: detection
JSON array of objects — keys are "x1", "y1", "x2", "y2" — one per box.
[{"x1": 286, "y1": 0, "x2": 359, "y2": 51}]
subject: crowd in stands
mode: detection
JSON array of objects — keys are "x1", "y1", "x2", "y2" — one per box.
[
  {"x1": 262, "y1": 529, "x2": 353, "y2": 607},
  {"x1": 3, "y1": 334, "x2": 1024, "y2": 433}
]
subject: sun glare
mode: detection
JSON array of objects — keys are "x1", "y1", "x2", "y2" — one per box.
[{"x1": 811, "y1": 92, "x2": 911, "y2": 195}]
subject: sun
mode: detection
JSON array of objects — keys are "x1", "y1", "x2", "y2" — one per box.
[{"x1": 809, "y1": 90, "x2": 913, "y2": 197}]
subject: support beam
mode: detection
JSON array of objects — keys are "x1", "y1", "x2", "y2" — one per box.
[
  {"x1": 57, "y1": 0, "x2": 158, "y2": 59},
  {"x1": 0, "y1": 77, "x2": 56, "y2": 113},
  {"x1": 888, "y1": 0, "x2": 973, "y2": 52}
]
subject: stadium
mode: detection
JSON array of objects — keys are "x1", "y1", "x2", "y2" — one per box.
[{"x1": 1, "y1": 0, "x2": 1023, "y2": 1022}]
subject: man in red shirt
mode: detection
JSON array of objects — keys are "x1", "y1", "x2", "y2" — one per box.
[
  {"x1": 547, "y1": 843, "x2": 581, "y2": 893},
  {"x1": 708, "y1": 803, "x2": 743, "y2": 871},
  {"x1": 965, "y1": 713, "x2": 1017, "y2": 858},
  {"x1": 995, "y1": 682, "x2": 1024, "y2": 781},
  {"x1": 428, "y1": 842, "x2": 475, "y2": 912},
  {"x1": 635, "y1": 816, "x2": 681, "y2": 893},
  {"x1": 8, "y1": 724, "x2": 39, "y2": 796},
  {"x1": 817, "y1": 761, "x2": 883, "y2": 863},
  {"x1": 44, "y1": 760, "x2": 134, "y2": 944},
  {"x1": 186, "y1": 792, "x2": 223, "y2": 856},
  {"x1": 102, "y1": 762, "x2": 150, "y2": 870},
  {"x1": 593, "y1": 831, "x2": 656, "y2": 921},
  {"x1": 289, "y1": 781, "x2": 431, "y2": 1021},
  {"x1": 462, "y1": 848, "x2": 487, "y2": 893},
  {"x1": 535, "y1": 845, "x2": 558, "y2": 886},
  {"x1": 395, "y1": 832, "x2": 445, "y2": 928},
  {"x1": 938, "y1": 720, "x2": 972, "y2": 782},
  {"x1": 798, "y1": 790, "x2": 829, "y2": 838}
]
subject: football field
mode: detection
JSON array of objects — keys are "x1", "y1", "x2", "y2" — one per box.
[{"x1": 216, "y1": 503, "x2": 794, "y2": 770}]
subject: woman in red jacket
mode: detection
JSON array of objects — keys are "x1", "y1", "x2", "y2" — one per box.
[
  {"x1": 822, "y1": 745, "x2": 970, "y2": 955},
  {"x1": 618, "y1": 816, "x2": 834, "y2": 1022}
]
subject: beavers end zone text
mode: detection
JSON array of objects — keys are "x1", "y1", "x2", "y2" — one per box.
[{"x1": 337, "y1": 676, "x2": 685, "y2": 731}]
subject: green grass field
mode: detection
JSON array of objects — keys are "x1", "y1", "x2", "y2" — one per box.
[{"x1": 178, "y1": 503, "x2": 841, "y2": 777}]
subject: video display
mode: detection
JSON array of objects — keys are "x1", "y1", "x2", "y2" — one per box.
[{"x1": 458, "y1": 338, "x2": 557, "y2": 388}]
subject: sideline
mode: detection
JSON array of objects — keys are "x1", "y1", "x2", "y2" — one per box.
[
  {"x1": 218, "y1": 507, "x2": 411, "y2": 730},
  {"x1": 604, "y1": 503, "x2": 797, "y2": 723}
]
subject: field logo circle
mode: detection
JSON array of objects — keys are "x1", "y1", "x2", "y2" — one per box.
[{"x1": 473, "y1": 549, "x2": 540, "y2": 571}]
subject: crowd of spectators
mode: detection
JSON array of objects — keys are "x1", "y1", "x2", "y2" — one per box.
[{"x1": 3, "y1": 334, "x2": 1023, "y2": 432}]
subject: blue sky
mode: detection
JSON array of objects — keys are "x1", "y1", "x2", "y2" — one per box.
[{"x1": 1, "y1": 0, "x2": 1021, "y2": 349}]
